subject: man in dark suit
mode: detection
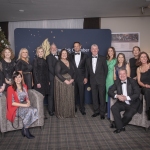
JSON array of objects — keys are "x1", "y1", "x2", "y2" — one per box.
[
  {"x1": 86, "y1": 44, "x2": 108, "y2": 119},
  {"x1": 108, "y1": 68, "x2": 140, "y2": 133},
  {"x1": 46, "y1": 43, "x2": 58, "y2": 116},
  {"x1": 71, "y1": 42, "x2": 88, "y2": 115}
]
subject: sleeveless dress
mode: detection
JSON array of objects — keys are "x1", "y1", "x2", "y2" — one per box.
[{"x1": 140, "y1": 69, "x2": 150, "y2": 111}]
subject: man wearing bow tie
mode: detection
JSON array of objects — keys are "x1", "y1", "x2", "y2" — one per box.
[
  {"x1": 71, "y1": 42, "x2": 88, "y2": 115},
  {"x1": 108, "y1": 68, "x2": 141, "y2": 133},
  {"x1": 86, "y1": 44, "x2": 108, "y2": 119},
  {"x1": 46, "y1": 43, "x2": 58, "y2": 116}
]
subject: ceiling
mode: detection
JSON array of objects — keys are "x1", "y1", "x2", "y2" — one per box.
[{"x1": 0, "y1": 0, "x2": 150, "y2": 22}]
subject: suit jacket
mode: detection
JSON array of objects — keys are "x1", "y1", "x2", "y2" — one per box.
[
  {"x1": 108, "y1": 77, "x2": 142, "y2": 112},
  {"x1": 86, "y1": 55, "x2": 108, "y2": 85},
  {"x1": 46, "y1": 53, "x2": 58, "y2": 81},
  {"x1": 70, "y1": 52, "x2": 88, "y2": 82}
]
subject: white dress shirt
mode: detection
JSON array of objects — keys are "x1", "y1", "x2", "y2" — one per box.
[
  {"x1": 75, "y1": 52, "x2": 81, "y2": 68},
  {"x1": 92, "y1": 55, "x2": 98, "y2": 74},
  {"x1": 53, "y1": 54, "x2": 58, "y2": 59},
  {"x1": 115, "y1": 79, "x2": 131, "y2": 105}
]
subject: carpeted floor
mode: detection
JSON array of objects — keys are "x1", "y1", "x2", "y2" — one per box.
[{"x1": 0, "y1": 105, "x2": 150, "y2": 150}]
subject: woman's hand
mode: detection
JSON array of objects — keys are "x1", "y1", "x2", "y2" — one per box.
[
  {"x1": 37, "y1": 84, "x2": 41, "y2": 88},
  {"x1": 64, "y1": 80, "x2": 71, "y2": 85},
  {"x1": 145, "y1": 84, "x2": 150, "y2": 88},
  {"x1": 70, "y1": 79, "x2": 74, "y2": 84},
  {"x1": 5, "y1": 78, "x2": 11, "y2": 85}
]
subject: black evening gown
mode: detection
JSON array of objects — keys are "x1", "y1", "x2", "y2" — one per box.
[
  {"x1": 16, "y1": 59, "x2": 33, "y2": 89},
  {"x1": 129, "y1": 57, "x2": 138, "y2": 78},
  {"x1": 1, "y1": 59, "x2": 16, "y2": 90},
  {"x1": 33, "y1": 57, "x2": 49, "y2": 96},
  {"x1": 140, "y1": 69, "x2": 150, "y2": 111}
]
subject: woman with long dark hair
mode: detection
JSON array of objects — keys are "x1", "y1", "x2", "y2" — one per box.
[
  {"x1": 54, "y1": 49, "x2": 76, "y2": 118},
  {"x1": 137, "y1": 52, "x2": 150, "y2": 120},
  {"x1": 6, "y1": 72, "x2": 38, "y2": 139}
]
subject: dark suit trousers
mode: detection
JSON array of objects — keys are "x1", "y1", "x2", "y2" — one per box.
[
  {"x1": 75, "y1": 81, "x2": 85, "y2": 112},
  {"x1": 48, "y1": 80, "x2": 54, "y2": 112},
  {"x1": 91, "y1": 84, "x2": 106, "y2": 116},
  {"x1": 111, "y1": 101, "x2": 138, "y2": 129}
]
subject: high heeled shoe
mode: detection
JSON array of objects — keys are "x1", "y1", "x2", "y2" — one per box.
[
  {"x1": 24, "y1": 128, "x2": 35, "y2": 139},
  {"x1": 28, "y1": 128, "x2": 35, "y2": 138}
]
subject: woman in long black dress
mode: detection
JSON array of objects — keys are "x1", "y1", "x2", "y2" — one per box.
[
  {"x1": 129, "y1": 46, "x2": 140, "y2": 79},
  {"x1": 55, "y1": 49, "x2": 76, "y2": 118},
  {"x1": 137, "y1": 52, "x2": 150, "y2": 120},
  {"x1": 1, "y1": 48, "x2": 16, "y2": 90},
  {"x1": 33, "y1": 46, "x2": 49, "y2": 96},
  {"x1": 16, "y1": 48, "x2": 33, "y2": 89}
]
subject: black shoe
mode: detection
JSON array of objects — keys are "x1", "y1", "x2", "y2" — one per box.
[
  {"x1": 49, "y1": 111, "x2": 54, "y2": 116},
  {"x1": 91, "y1": 113, "x2": 100, "y2": 117},
  {"x1": 110, "y1": 122, "x2": 116, "y2": 128},
  {"x1": 101, "y1": 115, "x2": 105, "y2": 120},
  {"x1": 24, "y1": 128, "x2": 35, "y2": 139},
  {"x1": 21, "y1": 127, "x2": 25, "y2": 137},
  {"x1": 44, "y1": 116, "x2": 48, "y2": 119},
  {"x1": 81, "y1": 111, "x2": 86, "y2": 115},
  {"x1": 113, "y1": 127, "x2": 125, "y2": 133},
  {"x1": 75, "y1": 108, "x2": 77, "y2": 112},
  {"x1": 28, "y1": 129, "x2": 35, "y2": 138}
]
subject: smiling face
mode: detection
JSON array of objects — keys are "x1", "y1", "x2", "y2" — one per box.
[
  {"x1": 21, "y1": 49, "x2": 28, "y2": 59},
  {"x1": 108, "y1": 48, "x2": 114, "y2": 58},
  {"x1": 140, "y1": 53, "x2": 148, "y2": 64},
  {"x1": 74, "y1": 43, "x2": 81, "y2": 52},
  {"x1": 50, "y1": 44, "x2": 57, "y2": 55},
  {"x1": 118, "y1": 54, "x2": 124, "y2": 63},
  {"x1": 91, "y1": 45, "x2": 99, "y2": 56},
  {"x1": 37, "y1": 48, "x2": 44, "y2": 58},
  {"x1": 4, "y1": 49, "x2": 11, "y2": 59},
  {"x1": 61, "y1": 50, "x2": 67, "y2": 59},
  {"x1": 119, "y1": 70, "x2": 127, "y2": 81},
  {"x1": 14, "y1": 74, "x2": 22, "y2": 84},
  {"x1": 133, "y1": 47, "x2": 140, "y2": 58}
]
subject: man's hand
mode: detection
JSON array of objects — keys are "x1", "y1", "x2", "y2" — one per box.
[
  {"x1": 83, "y1": 78, "x2": 88, "y2": 84},
  {"x1": 117, "y1": 95, "x2": 127, "y2": 102}
]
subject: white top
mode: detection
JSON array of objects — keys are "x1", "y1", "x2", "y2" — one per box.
[
  {"x1": 75, "y1": 52, "x2": 81, "y2": 68},
  {"x1": 92, "y1": 55, "x2": 98, "y2": 74}
]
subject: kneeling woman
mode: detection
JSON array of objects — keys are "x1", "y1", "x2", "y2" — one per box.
[{"x1": 6, "y1": 72, "x2": 38, "y2": 139}]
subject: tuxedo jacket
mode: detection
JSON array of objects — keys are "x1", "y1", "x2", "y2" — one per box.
[
  {"x1": 70, "y1": 52, "x2": 88, "y2": 82},
  {"x1": 108, "y1": 77, "x2": 141, "y2": 112},
  {"x1": 86, "y1": 55, "x2": 108, "y2": 85},
  {"x1": 46, "y1": 53, "x2": 58, "y2": 81}
]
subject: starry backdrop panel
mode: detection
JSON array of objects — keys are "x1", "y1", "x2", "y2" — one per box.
[{"x1": 14, "y1": 28, "x2": 111, "y2": 104}]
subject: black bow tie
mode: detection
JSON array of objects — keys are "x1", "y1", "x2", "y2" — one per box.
[
  {"x1": 75, "y1": 53, "x2": 80, "y2": 55},
  {"x1": 92, "y1": 56, "x2": 97, "y2": 58},
  {"x1": 121, "y1": 82, "x2": 126, "y2": 84}
]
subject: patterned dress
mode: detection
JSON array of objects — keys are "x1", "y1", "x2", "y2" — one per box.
[{"x1": 12, "y1": 87, "x2": 38, "y2": 128}]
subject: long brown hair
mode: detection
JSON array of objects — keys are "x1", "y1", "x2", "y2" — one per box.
[
  {"x1": 106, "y1": 47, "x2": 116, "y2": 60},
  {"x1": 136, "y1": 51, "x2": 150, "y2": 66},
  {"x1": 115, "y1": 53, "x2": 127, "y2": 67},
  {"x1": 59, "y1": 49, "x2": 70, "y2": 61},
  {"x1": 12, "y1": 72, "x2": 23, "y2": 91}
]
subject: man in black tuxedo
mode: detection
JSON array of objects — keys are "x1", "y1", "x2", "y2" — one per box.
[
  {"x1": 46, "y1": 43, "x2": 58, "y2": 116},
  {"x1": 71, "y1": 42, "x2": 88, "y2": 115},
  {"x1": 86, "y1": 44, "x2": 108, "y2": 119},
  {"x1": 108, "y1": 68, "x2": 140, "y2": 133}
]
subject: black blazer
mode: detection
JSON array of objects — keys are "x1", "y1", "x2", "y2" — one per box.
[
  {"x1": 108, "y1": 77, "x2": 142, "y2": 112},
  {"x1": 46, "y1": 54, "x2": 58, "y2": 81},
  {"x1": 70, "y1": 52, "x2": 88, "y2": 82},
  {"x1": 86, "y1": 55, "x2": 108, "y2": 85}
]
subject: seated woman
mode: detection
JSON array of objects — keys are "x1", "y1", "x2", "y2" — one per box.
[
  {"x1": 0, "y1": 62, "x2": 5, "y2": 95},
  {"x1": 114, "y1": 53, "x2": 130, "y2": 80},
  {"x1": 137, "y1": 52, "x2": 150, "y2": 120},
  {"x1": 6, "y1": 72, "x2": 38, "y2": 139},
  {"x1": 55, "y1": 49, "x2": 76, "y2": 118}
]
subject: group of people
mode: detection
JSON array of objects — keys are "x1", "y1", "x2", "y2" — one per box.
[{"x1": 0, "y1": 42, "x2": 150, "y2": 138}]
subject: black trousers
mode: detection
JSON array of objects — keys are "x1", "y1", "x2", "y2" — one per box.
[
  {"x1": 91, "y1": 84, "x2": 106, "y2": 116},
  {"x1": 75, "y1": 81, "x2": 85, "y2": 112},
  {"x1": 111, "y1": 101, "x2": 139, "y2": 129},
  {"x1": 48, "y1": 80, "x2": 54, "y2": 113}
]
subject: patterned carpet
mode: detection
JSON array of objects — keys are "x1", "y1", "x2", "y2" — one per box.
[{"x1": 0, "y1": 105, "x2": 150, "y2": 150}]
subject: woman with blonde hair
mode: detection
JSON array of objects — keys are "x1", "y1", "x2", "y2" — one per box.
[
  {"x1": 1, "y1": 48, "x2": 16, "y2": 90},
  {"x1": 15, "y1": 48, "x2": 33, "y2": 89}
]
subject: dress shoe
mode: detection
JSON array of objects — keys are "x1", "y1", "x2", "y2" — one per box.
[
  {"x1": 81, "y1": 111, "x2": 86, "y2": 115},
  {"x1": 24, "y1": 128, "x2": 35, "y2": 139},
  {"x1": 49, "y1": 111, "x2": 54, "y2": 116},
  {"x1": 110, "y1": 122, "x2": 116, "y2": 128},
  {"x1": 91, "y1": 113, "x2": 100, "y2": 117},
  {"x1": 113, "y1": 127, "x2": 125, "y2": 133},
  {"x1": 101, "y1": 115, "x2": 105, "y2": 120}
]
